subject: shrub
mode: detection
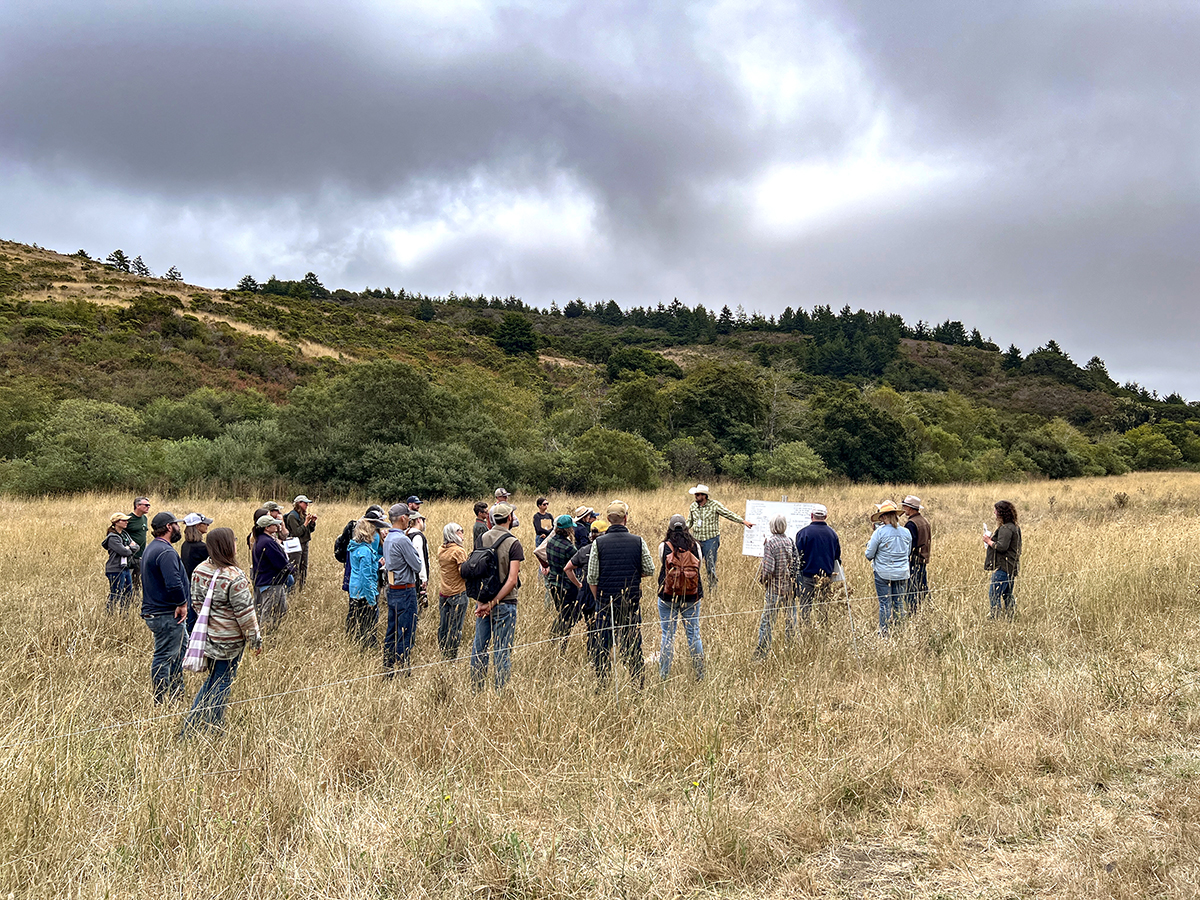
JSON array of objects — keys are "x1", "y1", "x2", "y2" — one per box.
[
  {"x1": 752, "y1": 440, "x2": 829, "y2": 485},
  {"x1": 565, "y1": 426, "x2": 665, "y2": 492}
]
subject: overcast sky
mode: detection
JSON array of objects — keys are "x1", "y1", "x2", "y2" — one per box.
[{"x1": 3, "y1": 1, "x2": 1197, "y2": 397}]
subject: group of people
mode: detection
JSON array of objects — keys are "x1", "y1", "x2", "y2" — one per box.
[{"x1": 102, "y1": 485, "x2": 1024, "y2": 732}]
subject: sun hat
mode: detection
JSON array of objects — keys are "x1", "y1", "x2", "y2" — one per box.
[
  {"x1": 688, "y1": 484, "x2": 711, "y2": 496},
  {"x1": 110, "y1": 512, "x2": 131, "y2": 523},
  {"x1": 183, "y1": 512, "x2": 213, "y2": 527},
  {"x1": 901, "y1": 495, "x2": 923, "y2": 510},
  {"x1": 573, "y1": 506, "x2": 595, "y2": 521},
  {"x1": 870, "y1": 501, "x2": 902, "y2": 523},
  {"x1": 256, "y1": 514, "x2": 279, "y2": 529},
  {"x1": 364, "y1": 513, "x2": 390, "y2": 528},
  {"x1": 555, "y1": 514, "x2": 575, "y2": 529}
]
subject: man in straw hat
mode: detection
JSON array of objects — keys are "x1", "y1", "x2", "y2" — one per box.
[
  {"x1": 901, "y1": 496, "x2": 931, "y2": 614},
  {"x1": 685, "y1": 484, "x2": 752, "y2": 590},
  {"x1": 586, "y1": 500, "x2": 655, "y2": 687}
]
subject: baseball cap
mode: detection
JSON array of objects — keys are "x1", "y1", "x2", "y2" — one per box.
[
  {"x1": 256, "y1": 514, "x2": 279, "y2": 529},
  {"x1": 151, "y1": 511, "x2": 180, "y2": 530},
  {"x1": 555, "y1": 514, "x2": 575, "y2": 528},
  {"x1": 406, "y1": 495, "x2": 422, "y2": 505},
  {"x1": 490, "y1": 503, "x2": 514, "y2": 521},
  {"x1": 294, "y1": 495, "x2": 313, "y2": 504},
  {"x1": 388, "y1": 503, "x2": 410, "y2": 520},
  {"x1": 183, "y1": 512, "x2": 213, "y2": 527},
  {"x1": 110, "y1": 512, "x2": 131, "y2": 524}
]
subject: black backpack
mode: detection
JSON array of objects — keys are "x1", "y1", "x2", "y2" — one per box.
[
  {"x1": 333, "y1": 519, "x2": 355, "y2": 564},
  {"x1": 460, "y1": 532, "x2": 516, "y2": 602}
]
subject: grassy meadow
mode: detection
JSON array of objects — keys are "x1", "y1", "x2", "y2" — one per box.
[{"x1": 3, "y1": 473, "x2": 1200, "y2": 898}]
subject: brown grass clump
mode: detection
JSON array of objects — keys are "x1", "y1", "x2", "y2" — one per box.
[{"x1": 3, "y1": 472, "x2": 1200, "y2": 897}]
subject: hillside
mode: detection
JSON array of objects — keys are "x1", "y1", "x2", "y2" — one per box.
[{"x1": 2, "y1": 238, "x2": 1197, "y2": 497}]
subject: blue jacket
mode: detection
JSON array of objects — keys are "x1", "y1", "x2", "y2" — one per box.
[
  {"x1": 795, "y1": 521, "x2": 841, "y2": 577},
  {"x1": 141, "y1": 538, "x2": 190, "y2": 616},
  {"x1": 865, "y1": 524, "x2": 911, "y2": 581},
  {"x1": 348, "y1": 535, "x2": 383, "y2": 600}
]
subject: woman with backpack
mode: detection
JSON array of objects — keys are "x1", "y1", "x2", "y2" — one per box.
[
  {"x1": 656, "y1": 515, "x2": 705, "y2": 681},
  {"x1": 755, "y1": 514, "x2": 798, "y2": 656},
  {"x1": 347, "y1": 513, "x2": 389, "y2": 649}
]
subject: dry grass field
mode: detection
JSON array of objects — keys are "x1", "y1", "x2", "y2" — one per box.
[{"x1": 3, "y1": 473, "x2": 1200, "y2": 898}]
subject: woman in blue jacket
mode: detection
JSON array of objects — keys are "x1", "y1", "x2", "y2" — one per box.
[
  {"x1": 865, "y1": 501, "x2": 911, "y2": 637},
  {"x1": 347, "y1": 513, "x2": 389, "y2": 649}
]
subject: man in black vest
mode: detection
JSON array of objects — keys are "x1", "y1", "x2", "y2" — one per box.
[{"x1": 586, "y1": 500, "x2": 655, "y2": 687}]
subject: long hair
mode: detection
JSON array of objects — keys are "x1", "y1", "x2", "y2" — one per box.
[
  {"x1": 184, "y1": 523, "x2": 204, "y2": 543},
  {"x1": 663, "y1": 520, "x2": 697, "y2": 555},
  {"x1": 994, "y1": 500, "x2": 1018, "y2": 525},
  {"x1": 206, "y1": 527, "x2": 238, "y2": 568},
  {"x1": 877, "y1": 511, "x2": 900, "y2": 527},
  {"x1": 353, "y1": 518, "x2": 378, "y2": 544}
]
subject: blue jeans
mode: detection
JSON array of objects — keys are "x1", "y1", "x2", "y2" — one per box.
[
  {"x1": 874, "y1": 574, "x2": 906, "y2": 636},
  {"x1": 699, "y1": 536, "x2": 720, "y2": 584},
  {"x1": 989, "y1": 569, "x2": 1016, "y2": 618},
  {"x1": 384, "y1": 585, "x2": 419, "y2": 675},
  {"x1": 755, "y1": 590, "x2": 797, "y2": 653},
  {"x1": 437, "y1": 591, "x2": 469, "y2": 659},
  {"x1": 106, "y1": 569, "x2": 133, "y2": 613},
  {"x1": 144, "y1": 614, "x2": 185, "y2": 704},
  {"x1": 658, "y1": 597, "x2": 704, "y2": 680},
  {"x1": 471, "y1": 601, "x2": 517, "y2": 691},
  {"x1": 181, "y1": 654, "x2": 242, "y2": 733}
]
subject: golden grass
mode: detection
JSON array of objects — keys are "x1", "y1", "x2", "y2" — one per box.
[{"x1": 3, "y1": 472, "x2": 1200, "y2": 897}]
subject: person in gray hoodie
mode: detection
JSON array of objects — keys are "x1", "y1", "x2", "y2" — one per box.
[{"x1": 103, "y1": 513, "x2": 139, "y2": 613}]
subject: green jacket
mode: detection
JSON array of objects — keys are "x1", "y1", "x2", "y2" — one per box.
[
  {"x1": 126, "y1": 514, "x2": 149, "y2": 560},
  {"x1": 284, "y1": 509, "x2": 316, "y2": 545}
]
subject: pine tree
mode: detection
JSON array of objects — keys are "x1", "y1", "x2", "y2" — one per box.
[
  {"x1": 131, "y1": 256, "x2": 152, "y2": 277},
  {"x1": 1002, "y1": 344, "x2": 1023, "y2": 370},
  {"x1": 164, "y1": 266, "x2": 183, "y2": 282},
  {"x1": 236, "y1": 275, "x2": 259, "y2": 293},
  {"x1": 105, "y1": 250, "x2": 131, "y2": 273}
]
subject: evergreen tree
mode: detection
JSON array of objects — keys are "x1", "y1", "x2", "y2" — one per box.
[
  {"x1": 130, "y1": 256, "x2": 152, "y2": 277},
  {"x1": 164, "y1": 265, "x2": 183, "y2": 282},
  {"x1": 301, "y1": 272, "x2": 328, "y2": 299},
  {"x1": 717, "y1": 305, "x2": 734, "y2": 334},
  {"x1": 236, "y1": 275, "x2": 259, "y2": 293},
  {"x1": 417, "y1": 297, "x2": 436, "y2": 321},
  {"x1": 105, "y1": 250, "x2": 131, "y2": 273},
  {"x1": 1002, "y1": 344, "x2": 1023, "y2": 370}
]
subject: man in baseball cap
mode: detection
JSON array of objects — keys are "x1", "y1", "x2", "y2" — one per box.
[{"x1": 140, "y1": 511, "x2": 189, "y2": 704}]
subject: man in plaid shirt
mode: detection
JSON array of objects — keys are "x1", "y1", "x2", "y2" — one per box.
[{"x1": 685, "y1": 484, "x2": 752, "y2": 589}]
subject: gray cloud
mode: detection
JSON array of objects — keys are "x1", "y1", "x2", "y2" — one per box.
[{"x1": 2, "y1": 0, "x2": 1198, "y2": 396}]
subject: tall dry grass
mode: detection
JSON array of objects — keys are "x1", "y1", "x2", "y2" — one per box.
[{"x1": 3, "y1": 473, "x2": 1200, "y2": 898}]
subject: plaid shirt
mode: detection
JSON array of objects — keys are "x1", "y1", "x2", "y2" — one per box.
[
  {"x1": 544, "y1": 533, "x2": 576, "y2": 592},
  {"x1": 686, "y1": 499, "x2": 746, "y2": 541},
  {"x1": 758, "y1": 534, "x2": 796, "y2": 597}
]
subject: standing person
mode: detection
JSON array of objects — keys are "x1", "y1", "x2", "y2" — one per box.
[
  {"x1": 865, "y1": 501, "x2": 912, "y2": 637},
  {"x1": 532, "y1": 498, "x2": 553, "y2": 543},
  {"x1": 140, "y1": 511, "x2": 189, "y2": 704},
  {"x1": 406, "y1": 495, "x2": 423, "y2": 517},
  {"x1": 262, "y1": 501, "x2": 288, "y2": 536},
  {"x1": 794, "y1": 505, "x2": 841, "y2": 624},
  {"x1": 471, "y1": 502, "x2": 524, "y2": 691},
  {"x1": 347, "y1": 512, "x2": 389, "y2": 649},
  {"x1": 251, "y1": 515, "x2": 292, "y2": 632},
  {"x1": 586, "y1": 501, "x2": 655, "y2": 688},
  {"x1": 984, "y1": 500, "x2": 1022, "y2": 619},
  {"x1": 472, "y1": 501, "x2": 490, "y2": 550},
  {"x1": 180, "y1": 512, "x2": 213, "y2": 632},
  {"x1": 180, "y1": 527, "x2": 261, "y2": 735},
  {"x1": 545, "y1": 515, "x2": 580, "y2": 652},
  {"x1": 490, "y1": 488, "x2": 520, "y2": 529},
  {"x1": 902, "y1": 496, "x2": 931, "y2": 615},
  {"x1": 656, "y1": 515, "x2": 705, "y2": 681},
  {"x1": 407, "y1": 513, "x2": 431, "y2": 615},
  {"x1": 283, "y1": 495, "x2": 318, "y2": 591},
  {"x1": 382, "y1": 504, "x2": 423, "y2": 677},
  {"x1": 685, "y1": 485, "x2": 752, "y2": 590},
  {"x1": 103, "y1": 513, "x2": 138, "y2": 613},
  {"x1": 339, "y1": 504, "x2": 384, "y2": 593},
  {"x1": 127, "y1": 496, "x2": 151, "y2": 597},
  {"x1": 564, "y1": 520, "x2": 606, "y2": 664},
  {"x1": 573, "y1": 507, "x2": 597, "y2": 547},
  {"x1": 435, "y1": 522, "x2": 470, "y2": 659},
  {"x1": 755, "y1": 514, "x2": 797, "y2": 656}
]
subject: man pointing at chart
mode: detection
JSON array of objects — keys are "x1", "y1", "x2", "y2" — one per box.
[{"x1": 686, "y1": 485, "x2": 753, "y2": 591}]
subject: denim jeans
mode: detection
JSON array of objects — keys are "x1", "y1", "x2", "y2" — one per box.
[
  {"x1": 699, "y1": 536, "x2": 720, "y2": 585},
  {"x1": 143, "y1": 614, "x2": 185, "y2": 704},
  {"x1": 346, "y1": 594, "x2": 380, "y2": 650},
  {"x1": 471, "y1": 601, "x2": 517, "y2": 691},
  {"x1": 658, "y1": 597, "x2": 704, "y2": 680},
  {"x1": 180, "y1": 654, "x2": 242, "y2": 733},
  {"x1": 106, "y1": 569, "x2": 133, "y2": 613},
  {"x1": 874, "y1": 574, "x2": 906, "y2": 636},
  {"x1": 907, "y1": 561, "x2": 929, "y2": 615},
  {"x1": 988, "y1": 569, "x2": 1016, "y2": 619},
  {"x1": 755, "y1": 590, "x2": 797, "y2": 653},
  {"x1": 384, "y1": 585, "x2": 419, "y2": 675},
  {"x1": 437, "y1": 591, "x2": 469, "y2": 659}
]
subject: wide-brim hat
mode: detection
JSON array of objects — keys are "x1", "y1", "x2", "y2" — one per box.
[
  {"x1": 364, "y1": 514, "x2": 389, "y2": 528},
  {"x1": 870, "y1": 501, "x2": 902, "y2": 523},
  {"x1": 901, "y1": 495, "x2": 923, "y2": 510},
  {"x1": 688, "y1": 484, "x2": 711, "y2": 496}
]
